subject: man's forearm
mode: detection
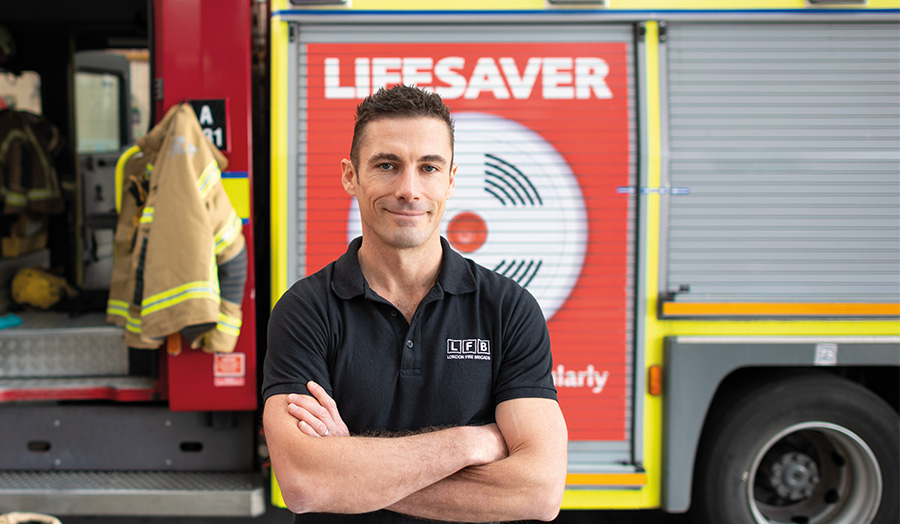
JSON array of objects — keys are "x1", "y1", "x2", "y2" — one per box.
[
  {"x1": 264, "y1": 395, "x2": 507, "y2": 515},
  {"x1": 388, "y1": 398, "x2": 568, "y2": 523},
  {"x1": 387, "y1": 447, "x2": 565, "y2": 522}
]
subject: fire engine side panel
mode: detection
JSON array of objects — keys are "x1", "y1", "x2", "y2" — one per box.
[
  {"x1": 270, "y1": 0, "x2": 900, "y2": 514},
  {"x1": 654, "y1": 19, "x2": 900, "y2": 513},
  {"x1": 154, "y1": 0, "x2": 258, "y2": 411},
  {"x1": 279, "y1": 15, "x2": 640, "y2": 492}
]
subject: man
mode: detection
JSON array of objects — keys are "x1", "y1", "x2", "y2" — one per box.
[{"x1": 263, "y1": 84, "x2": 567, "y2": 523}]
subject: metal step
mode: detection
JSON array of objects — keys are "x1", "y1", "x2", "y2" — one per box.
[
  {"x1": 0, "y1": 471, "x2": 265, "y2": 516},
  {"x1": 0, "y1": 312, "x2": 128, "y2": 378}
]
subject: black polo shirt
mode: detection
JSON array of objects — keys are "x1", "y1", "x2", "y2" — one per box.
[{"x1": 263, "y1": 236, "x2": 557, "y2": 523}]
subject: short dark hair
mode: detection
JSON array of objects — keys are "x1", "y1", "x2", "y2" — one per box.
[{"x1": 350, "y1": 84, "x2": 454, "y2": 169}]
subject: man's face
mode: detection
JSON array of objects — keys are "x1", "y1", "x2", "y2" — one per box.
[{"x1": 342, "y1": 116, "x2": 456, "y2": 252}]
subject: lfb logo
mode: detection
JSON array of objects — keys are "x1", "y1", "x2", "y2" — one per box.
[{"x1": 447, "y1": 339, "x2": 491, "y2": 360}]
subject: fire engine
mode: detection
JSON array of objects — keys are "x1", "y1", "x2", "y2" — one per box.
[{"x1": 0, "y1": 1, "x2": 897, "y2": 523}]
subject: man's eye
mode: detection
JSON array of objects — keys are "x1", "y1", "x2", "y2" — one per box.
[
  {"x1": 422, "y1": 165, "x2": 438, "y2": 173},
  {"x1": 378, "y1": 163, "x2": 394, "y2": 170}
]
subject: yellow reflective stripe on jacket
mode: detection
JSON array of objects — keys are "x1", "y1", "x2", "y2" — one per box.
[
  {"x1": 0, "y1": 128, "x2": 56, "y2": 194},
  {"x1": 140, "y1": 206, "x2": 154, "y2": 223},
  {"x1": 0, "y1": 129, "x2": 28, "y2": 159},
  {"x1": 210, "y1": 250, "x2": 220, "y2": 295},
  {"x1": 3, "y1": 190, "x2": 26, "y2": 207},
  {"x1": 27, "y1": 187, "x2": 57, "y2": 201},
  {"x1": 196, "y1": 161, "x2": 221, "y2": 199},
  {"x1": 216, "y1": 311, "x2": 242, "y2": 337},
  {"x1": 214, "y1": 210, "x2": 242, "y2": 255},
  {"x1": 141, "y1": 280, "x2": 220, "y2": 316},
  {"x1": 107, "y1": 299, "x2": 142, "y2": 333}
]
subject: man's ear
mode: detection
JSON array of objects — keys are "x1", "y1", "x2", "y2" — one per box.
[
  {"x1": 341, "y1": 158, "x2": 357, "y2": 196},
  {"x1": 447, "y1": 162, "x2": 458, "y2": 199}
]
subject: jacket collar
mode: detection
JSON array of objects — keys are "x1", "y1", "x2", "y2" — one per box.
[{"x1": 332, "y1": 237, "x2": 476, "y2": 300}]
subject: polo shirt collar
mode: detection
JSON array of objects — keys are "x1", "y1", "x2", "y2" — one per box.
[{"x1": 331, "y1": 236, "x2": 477, "y2": 300}]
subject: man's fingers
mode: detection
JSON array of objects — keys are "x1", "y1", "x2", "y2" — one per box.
[
  {"x1": 307, "y1": 381, "x2": 337, "y2": 410},
  {"x1": 288, "y1": 399, "x2": 330, "y2": 436},
  {"x1": 297, "y1": 420, "x2": 319, "y2": 437},
  {"x1": 288, "y1": 393, "x2": 331, "y2": 421},
  {"x1": 306, "y1": 381, "x2": 350, "y2": 437}
]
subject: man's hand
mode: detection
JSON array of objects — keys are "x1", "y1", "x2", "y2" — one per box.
[{"x1": 287, "y1": 381, "x2": 350, "y2": 437}]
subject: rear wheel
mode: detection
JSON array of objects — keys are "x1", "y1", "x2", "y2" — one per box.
[{"x1": 693, "y1": 371, "x2": 899, "y2": 524}]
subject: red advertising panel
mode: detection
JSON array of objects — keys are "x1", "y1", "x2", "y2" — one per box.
[{"x1": 304, "y1": 42, "x2": 631, "y2": 441}]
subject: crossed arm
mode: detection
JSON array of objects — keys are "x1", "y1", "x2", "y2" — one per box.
[{"x1": 263, "y1": 381, "x2": 567, "y2": 522}]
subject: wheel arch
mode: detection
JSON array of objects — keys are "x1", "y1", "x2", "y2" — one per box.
[{"x1": 660, "y1": 336, "x2": 900, "y2": 514}]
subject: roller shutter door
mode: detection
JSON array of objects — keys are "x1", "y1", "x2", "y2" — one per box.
[
  {"x1": 284, "y1": 20, "x2": 639, "y2": 471},
  {"x1": 664, "y1": 23, "x2": 900, "y2": 307}
]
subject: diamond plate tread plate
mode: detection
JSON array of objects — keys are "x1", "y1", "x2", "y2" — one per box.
[
  {"x1": 0, "y1": 471, "x2": 260, "y2": 490},
  {"x1": 0, "y1": 471, "x2": 265, "y2": 516},
  {"x1": 0, "y1": 312, "x2": 128, "y2": 378}
]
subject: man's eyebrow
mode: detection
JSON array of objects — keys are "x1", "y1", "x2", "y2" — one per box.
[
  {"x1": 368, "y1": 152, "x2": 403, "y2": 164},
  {"x1": 419, "y1": 154, "x2": 449, "y2": 165},
  {"x1": 367, "y1": 153, "x2": 449, "y2": 165}
]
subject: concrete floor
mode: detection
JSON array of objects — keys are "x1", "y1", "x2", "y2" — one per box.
[{"x1": 53, "y1": 507, "x2": 694, "y2": 524}]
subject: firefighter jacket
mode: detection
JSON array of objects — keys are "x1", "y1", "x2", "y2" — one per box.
[
  {"x1": 0, "y1": 109, "x2": 64, "y2": 215},
  {"x1": 107, "y1": 103, "x2": 246, "y2": 353}
]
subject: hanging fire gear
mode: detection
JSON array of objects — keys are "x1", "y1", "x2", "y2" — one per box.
[
  {"x1": 106, "y1": 103, "x2": 246, "y2": 353},
  {"x1": 0, "y1": 109, "x2": 64, "y2": 215}
]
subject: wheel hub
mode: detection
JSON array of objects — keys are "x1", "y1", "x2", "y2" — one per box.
[{"x1": 767, "y1": 451, "x2": 821, "y2": 501}]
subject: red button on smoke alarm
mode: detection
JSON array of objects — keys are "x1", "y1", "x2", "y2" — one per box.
[{"x1": 447, "y1": 211, "x2": 488, "y2": 253}]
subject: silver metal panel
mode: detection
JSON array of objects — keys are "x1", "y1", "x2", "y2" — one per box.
[
  {"x1": 289, "y1": 22, "x2": 638, "y2": 470},
  {"x1": 0, "y1": 312, "x2": 127, "y2": 378},
  {"x1": 0, "y1": 405, "x2": 254, "y2": 471},
  {"x1": 567, "y1": 440, "x2": 638, "y2": 475},
  {"x1": 663, "y1": 22, "x2": 900, "y2": 304},
  {"x1": 0, "y1": 471, "x2": 265, "y2": 516},
  {"x1": 633, "y1": 20, "x2": 653, "y2": 469}
]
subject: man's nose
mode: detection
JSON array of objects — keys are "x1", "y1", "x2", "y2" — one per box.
[{"x1": 394, "y1": 165, "x2": 420, "y2": 201}]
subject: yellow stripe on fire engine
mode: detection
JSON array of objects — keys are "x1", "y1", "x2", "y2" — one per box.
[
  {"x1": 566, "y1": 473, "x2": 647, "y2": 488},
  {"x1": 662, "y1": 302, "x2": 900, "y2": 318},
  {"x1": 270, "y1": 10, "x2": 290, "y2": 306},
  {"x1": 565, "y1": 20, "x2": 666, "y2": 511},
  {"x1": 221, "y1": 176, "x2": 251, "y2": 220},
  {"x1": 269, "y1": 11, "x2": 291, "y2": 509}
]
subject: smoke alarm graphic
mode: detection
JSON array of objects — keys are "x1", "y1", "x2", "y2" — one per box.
[{"x1": 348, "y1": 112, "x2": 587, "y2": 320}]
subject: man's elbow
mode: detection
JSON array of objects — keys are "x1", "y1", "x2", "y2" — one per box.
[
  {"x1": 277, "y1": 473, "x2": 321, "y2": 514},
  {"x1": 277, "y1": 468, "x2": 387, "y2": 515},
  {"x1": 531, "y1": 476, "x2": 565, "y2": 521},
  {"x1": 529, "y1": 447, "x2": 567, "y2": 521}
]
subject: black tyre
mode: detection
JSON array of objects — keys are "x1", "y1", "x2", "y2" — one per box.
[{"x1": 692, "y1": 371, "x2": 899, "y2": 524}]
